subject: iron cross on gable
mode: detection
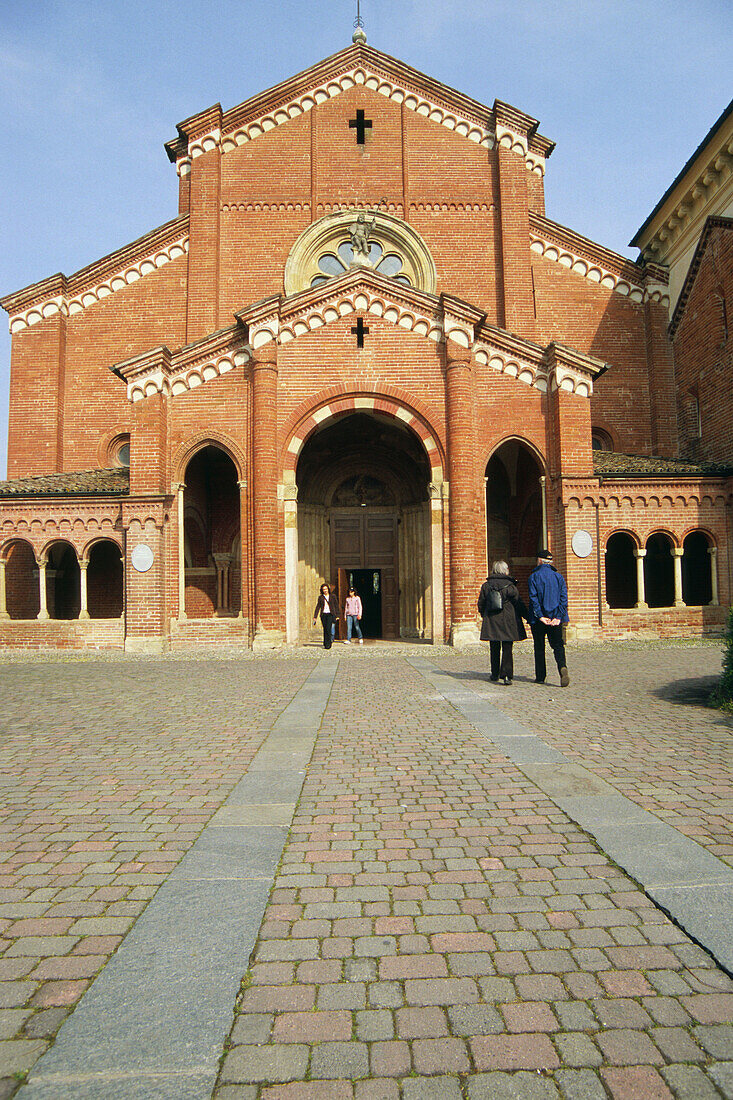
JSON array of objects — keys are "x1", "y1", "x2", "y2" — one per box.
[
  {"x1": 351, "y1": 316, "x2": 369, "y2": 348},
  {"x1": 349, "y1": 109, "x2": 372, "y2": 145}
]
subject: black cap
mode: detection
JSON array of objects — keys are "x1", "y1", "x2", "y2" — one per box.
[{"x1": 538, "y1": 549, "x2": 553, "y2": 560}]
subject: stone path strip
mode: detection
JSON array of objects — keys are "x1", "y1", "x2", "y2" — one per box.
[
  {"x1": 214, "y1": 655, "x2": 733, "y2": 1099},
  {"x1": 15, "y1": 659, "x2": 337, "y2": 1100},
  {"x1": 410, "y1": 656, "x2": 733, "y2": 976}
]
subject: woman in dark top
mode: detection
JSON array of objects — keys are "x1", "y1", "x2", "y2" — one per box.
[
  {"x1": 312, "y1": 583, "x2": 339, "y2": 649},
  {"x1": 477, "y1": 560, "x2": 528, "y2": 685}
]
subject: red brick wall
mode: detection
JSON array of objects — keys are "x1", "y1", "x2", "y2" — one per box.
[{"x1": 673, "y1": 227, "x2": 733, "y2": 464}]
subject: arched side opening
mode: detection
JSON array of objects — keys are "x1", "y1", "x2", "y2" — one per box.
[
  {"x1": 46, "y1": 541, "x2": 80, "y2": 620},
  {"x1": 3, "y1": 540, "x2": 40, "y2": 619},
  {"x1": 682, "y1": 531, "x2": 713, "y2": 606},
  {"x1": 183, "y1": 446, "x2": 240, "y2": 618},
  {"x1": 485, "y1": 441, "x2": 543, "y2": 596},
  {"x1": 87, "y1": 541, "x2": 123, "y2": 618},
  {"x1": 604, "y1": 532, "x2": 638, "y2": 609},
  {"x1": 296, "y1": 412, "x2": 432, "y2": 641},
  {"x1": 644, "y1": 532, "x2": 675, "y2": 608}
]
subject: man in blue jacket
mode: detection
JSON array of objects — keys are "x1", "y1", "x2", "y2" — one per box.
[{"x1": 528, "y1": 549, "x2": 570, "y2": 687}]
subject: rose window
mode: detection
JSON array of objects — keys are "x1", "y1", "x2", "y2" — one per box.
[{"x1": 310, "y1": 240, "x2": 412, "y2": 288}]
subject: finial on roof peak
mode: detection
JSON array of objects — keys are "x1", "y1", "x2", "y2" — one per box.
[{"x1": 353, "y1": 0, "x2": 366, "y2": 43}]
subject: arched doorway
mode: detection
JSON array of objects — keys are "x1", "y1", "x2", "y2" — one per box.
[
  {"x1": 485, "y1": 441, "x2": 544, "y2": 594},
  {"x1": 296, "y1": 412, "x2": 432, "y2": 641},
  {"x1": 87, "y1": 540, "x2": 123, "y2": 618},
  {"x1": 3, "y1": 540, "x2": 40, "y2": 619},
  {"x1": 604, "y1": 532, "x2": 638, "y2": 608},
  {"x1": 682, "y1": 531, "x2": 713, "y2": 606},
  {"x1": 183, "y1": 446, "x2": 240, "y2": 618},
  {"x1": 644, "y1": 532, "x2": 674, "y2": 608},
  {"x1": 45, "y1": 541, "x2": 81, "y2": 619}
]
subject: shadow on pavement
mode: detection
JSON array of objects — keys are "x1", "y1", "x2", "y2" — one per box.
[{"x1": 652, "y1": 675, "x2": 721, "y2": 707}]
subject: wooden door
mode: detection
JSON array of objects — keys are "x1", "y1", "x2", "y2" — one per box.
[{"x1": 330, "y1": 510, "x2": 399, "y2": 639}]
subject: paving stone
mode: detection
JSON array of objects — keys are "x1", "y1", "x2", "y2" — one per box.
[
  {"x1": 310, "y1": 1042, "x2": 370, "y2": 1080},
  {"x1": 470, "y1": 1033, "x2": 560, "y2": 1070},
  {"x1": 661, "y1": 1065, "x2": 723, "y2": 1099},
  {"x1": 707, "y1": 1063, "x2": 733, "y2": 1099},
  {"x1": 467, "y1": 1070, "x2": 561, "y2": 1098},
  {"x1": 554, "y1": 1068, "x2": 608, "y2": 1100},
  {"x1": 402, "y1": 1078, "x2": 463, "y2": 1100},
  {"x1": 554, "y1": 1033, "x2": 602, "y2": 1067},
  {"x1": 600, "y1": 1065, "x2": 674, "y2": 1099},
  {"x1": 693, "y1": 1025, "x2": 733, "y2": 1059}
]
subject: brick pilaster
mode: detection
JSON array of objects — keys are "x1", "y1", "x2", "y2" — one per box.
[
  {"x1": 497, "y1": 146, "x2": 535, "y2": 338},
  {"x1": 186, "y1": 146, "x2": 221, "y2": 343},
  {"x1": 643, "y1": 284, "x2": 678, "y2": 457},
  {"x1": 445, "y1": 340, "x2": 479, "y2": 645},
  {"x1": 7, "y1": 313, "x2": 66, "y2": 477},
  {"x1": 251, "y1": 344, "x2": 283, "y2": 643},
  {"x1": 129, "y1": 392, "x2": 169, "y2": 494}
]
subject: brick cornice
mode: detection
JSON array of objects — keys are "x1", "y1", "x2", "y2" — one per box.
[
  {"x1": 165, "y1": 44, "x2": 553, "y2": 179},
  {"x1": 114, "y1": 325, "x2": 251, "y2": 403},
  {"x1": 2, "y1": 215, "x2": 189, "y2": 334},
  {"x1": 529, "y1": 212, "x2": 669, "y2": 305}
]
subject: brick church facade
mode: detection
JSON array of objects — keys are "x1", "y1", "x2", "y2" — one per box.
[{"x1": 0, "y1": 42, "x2": 731, "y2": 652}]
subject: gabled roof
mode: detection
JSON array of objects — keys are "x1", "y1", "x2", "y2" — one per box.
[
  {"x1": 668, "y1": 215, "x2": 733, "y2": 338},
  {"x1": 115, "y1": 266, "x2": 604, "y2": 404},
  {"x1": 631, "y1": 97, "x2": 733, "y2": 249},
  {"x1": 164, "y1": 42, "x2": 553, "y2": 174}
]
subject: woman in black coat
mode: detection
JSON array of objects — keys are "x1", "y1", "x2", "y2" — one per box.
[
  {"x1": 477, "y1": 561, "x2": 528, "y2": 685},
  {"x1": 312, "y1": 583, "x2": 340, "y2": 649}
]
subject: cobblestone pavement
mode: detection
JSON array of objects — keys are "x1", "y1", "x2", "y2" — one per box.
[
  {"x1": 0, "y1": 657, "x2": 316, "y2": 1095},
  {"x1": 440, "y1": 639, "x2": 733, "y2": 868},
  {"x1": 0, "y1": 641, "x2": 731, "y2": 1098},
  {"x1": 214, "y1": 644, "x2": 733, "y2": 1100}
]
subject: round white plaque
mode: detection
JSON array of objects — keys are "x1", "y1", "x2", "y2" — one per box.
[
  {"x1": 571, "y1": 530, "x2": 593, "y2": 559},
  {"x1": 131, "y1": 544, "x2": 154, "y2": 573}
]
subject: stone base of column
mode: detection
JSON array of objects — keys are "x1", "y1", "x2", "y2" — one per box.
[
  {"x1": 124, "y1": 636, "x2": 167, "y2": 655},
  {"x1": 252, "y1": 627, "x2": 286, "y2": 652},
  {"x1": 449, "y1": 621, "x2": 481, "y2": 648},
  {"x1": 36, "y1": 610, "x2": 50, "y2": 620},
  {"x1": 0, "y1": 612, "x2": 9, "y2": 621},
  {"x1": 79, "y1": 611, "x2": 90, "y2": 621}
]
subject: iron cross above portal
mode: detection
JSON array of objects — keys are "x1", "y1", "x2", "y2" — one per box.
[
  {"x1": 351, "y1": 317, "x2": 370, "y2": 348},
  {"x1": 349, "y1": 109, "x2": 373, "y2": 145}
]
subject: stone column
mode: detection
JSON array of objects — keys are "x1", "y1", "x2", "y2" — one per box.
[
  {"x1": 539, "y1": 475, "x2": 548, "y2": 547},
  {"x1": 213, "y1": 553, "x2": 233, "y2": 614},
  {"x1": 78, "y1": 560, "x2": 90, "y2": 620},
  {"x1": 238, "y1": 479, "x2": 250, "y2": 628},
  {"x1": 429, "y1": 482, "x2": 446, "y2": 645},
  {"x1": 252, "y1": 345, "x2": 284, "y2": 648},
  {"x1": 283, "y1": 484, "x2": 299, "y2": 645},
  {"x1": 37, "y1": 556, "x2": 49, "y2": 620},
  {"x1": 673, "y1": 547, "x2": 684, "y2": 607},
  {"x1": 176, "y1": 483, "x2": 187, "y2": 621},
  {"x1": 633, "y1": 548, "x2": 647, "y2": 610},
  {"x1": 0, "y1": 559, "x2": 9, "y2": 619},
  {"x1": 708, "y1": 546, "x2": 719, "y2": 606},
  {"x1": 445, "y1": 348, "x2": 479, "y2": 647}
]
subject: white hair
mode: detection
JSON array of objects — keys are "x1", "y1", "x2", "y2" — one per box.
[{"x1": 492, "y1": 560, "x2": 509, "y2": 575}]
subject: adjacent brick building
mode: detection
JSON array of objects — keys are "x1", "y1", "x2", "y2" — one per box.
[{"x1": 0, "y1": 40, "x2": 730, "y2": 651}]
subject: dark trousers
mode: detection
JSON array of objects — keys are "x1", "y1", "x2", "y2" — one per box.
[
  {"x1": 530, "y1": 621, "x2": 567, "y2": 681},
  {"x1": 321, "y1": 613, "x2": 335, "y2": 649},
  {"x1": 489, "y1": 640, "x2": 514, "y2": 681}
]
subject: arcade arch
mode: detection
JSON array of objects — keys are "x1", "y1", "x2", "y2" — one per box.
[
  {"x1": 485, "y1": 440, "x2": 545, "y2": 594},
  {"x1": 181, "y1": 446, "x2": 241, "y2": 618},
  {"x1": 292, "y1": 409, "x2": 441, "y2": 643}
]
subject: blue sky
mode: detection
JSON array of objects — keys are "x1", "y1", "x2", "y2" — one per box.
[{"x1": 1, "y1": 0, "x2": 731, "y2": 477}]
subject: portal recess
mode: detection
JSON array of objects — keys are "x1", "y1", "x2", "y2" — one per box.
[{"x1": 295, "y1": 412, "x2": 433, "y2": 641}]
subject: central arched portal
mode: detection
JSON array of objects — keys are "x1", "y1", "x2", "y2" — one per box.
[{"x1": 295, "y1": 412, "x2": 434, "y2": 641}]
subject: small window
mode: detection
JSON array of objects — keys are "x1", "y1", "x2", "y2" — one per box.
[
  {"x1": 591, "y1": 428, "x2": 612, "y2": 451},
  {"x1": 107, "y1": 434, "x2": 131, "y2": 467}
]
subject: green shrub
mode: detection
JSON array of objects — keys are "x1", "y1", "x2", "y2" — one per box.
[{"x1": 711, "y1": 607, "x2": 733, "y2": 713}]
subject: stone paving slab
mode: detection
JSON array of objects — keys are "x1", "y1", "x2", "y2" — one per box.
[{"x1": 16, "y1": 659, "x2": 337, "y2": 1099}]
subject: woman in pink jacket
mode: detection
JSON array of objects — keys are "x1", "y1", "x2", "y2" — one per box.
[{"x1": 343, "y1": 586, "x2": 364, "y2": 645}]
